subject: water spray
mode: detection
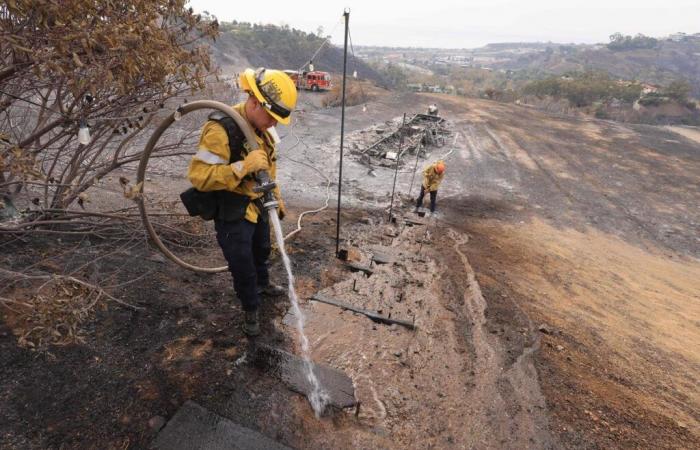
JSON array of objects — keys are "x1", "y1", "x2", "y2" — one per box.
[{"x1": 254, "y1": 171, "x2": 330, "y2": 416}]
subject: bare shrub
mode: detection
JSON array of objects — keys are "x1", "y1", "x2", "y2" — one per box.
[
  {"x1": 0, "y1": 1, "x2": 219, "y2": 223},
  {"x1": 321, "y1": 80, "x2": 371, "y2": 107}
]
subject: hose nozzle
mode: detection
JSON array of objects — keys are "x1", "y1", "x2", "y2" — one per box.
[{"x1": 254, "y1": 170, "x2": 278, "y2": 211}]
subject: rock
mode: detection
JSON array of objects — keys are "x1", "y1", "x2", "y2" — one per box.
[
  {"x1": 347, "y1": 247, "x2": 362, "y2": 262},
  {"x1": 538, "y1": 323, "x2": 553, "y2": 334},
  {"x1": 556, "y1": 345, "x2": 564, "y2": 352},
  {"x1": 393, "y1": 350, "x2": 402, "y2": 357},
  {"x1": 148, "y1": 415, "x2": 166, "y2": 432}
]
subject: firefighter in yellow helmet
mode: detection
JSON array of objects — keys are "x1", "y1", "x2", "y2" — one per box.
[
  {"x1": 415, "y1": 160, "x2": 445, "y2": 216},
  {"x1": 186, "y1": 68, "x2": 297, "y2": 336}
]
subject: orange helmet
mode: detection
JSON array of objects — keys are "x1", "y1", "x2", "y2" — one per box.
[{"x1": 435, "y1": 161, "x2": 445, "y2": 174}]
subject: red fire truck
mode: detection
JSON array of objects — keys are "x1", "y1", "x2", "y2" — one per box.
[{"x1": 284, "y1": 70, "x2": 332, "y2": 91}]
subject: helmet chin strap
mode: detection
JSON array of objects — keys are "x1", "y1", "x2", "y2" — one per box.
[{"x1": 245, "y1": 98, "x2": 276, "y2": 134}]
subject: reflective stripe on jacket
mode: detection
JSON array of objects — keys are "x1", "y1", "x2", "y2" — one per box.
[{"x1": 186, "y1": 103, "x2": 282, "y2": 223}]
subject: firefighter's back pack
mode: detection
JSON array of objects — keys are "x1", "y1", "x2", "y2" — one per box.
[{"x1": 180, "y1": 112, "x2": 253, "y2": 222}]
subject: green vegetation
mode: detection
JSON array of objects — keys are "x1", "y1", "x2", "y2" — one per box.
[
  {"x1": 220, "y1": 21, "x2": 328, "y2": 69},
  {"x1": 607, "y1": 33, "x2": 659, "y2": 51},
  {"x1": 523, "y1": 71, "x2": 643, "y2": 107},
  {"x1": 370, "y1": 62, "x2": 408, "y2": 89},
  {"x1": 638, "y1": 79, "x2": 695, "y2": 108},
  {"x1": 217, "y1": 21, "x2": 385, "y2": 85},
  {"x1": 665, "y1": 80, "x2": 693, "y2": 102}
]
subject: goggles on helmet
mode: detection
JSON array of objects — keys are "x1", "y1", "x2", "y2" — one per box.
[{"x1": 255, "y1": 68, "x2": 291, "y2": 120}]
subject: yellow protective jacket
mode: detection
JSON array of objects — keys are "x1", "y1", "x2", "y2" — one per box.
[
  {"x1": 422, "y1": 162, "x2": 445, "y2": 192},
  {"x1": 186, "y1": 103, "x2": 283, "y2": 223}
]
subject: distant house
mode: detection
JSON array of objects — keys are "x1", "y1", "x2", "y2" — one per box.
[
  {"x1": 669, "y1": 32, "x2": 687, "y2": 42},
  {"x1": 640, "y1": 83, "x2": 659, "y2": 94},
  {"x1": 449, "y1": 55, "x2": 470, "y2": 63},
  {"x1": 406, "y1": 83, "x2": 423, "y2": 92}
]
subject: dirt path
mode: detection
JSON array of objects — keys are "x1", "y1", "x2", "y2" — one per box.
[
  {"x1": 447, "y1": 228, "x2": 552, "y2": 449},
  {"x1": 666, "y1": 125, "x2": 700, "y2": 145}
]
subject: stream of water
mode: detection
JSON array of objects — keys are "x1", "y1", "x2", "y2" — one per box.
[{"x1": 269, "y1": 211, "x2": 330, "y2": 417}]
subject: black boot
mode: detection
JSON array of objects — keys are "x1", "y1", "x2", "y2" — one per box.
[
  {"x1": 257, "y1": 283, "x2": 286, "y2": 297},
  {"x1": 243, "y1": 309, "x2": 260, "y2": 336}
]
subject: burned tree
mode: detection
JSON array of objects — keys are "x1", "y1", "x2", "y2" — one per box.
[{"x1": 0, "y1": 1, "x2": 218, "y2": 225}]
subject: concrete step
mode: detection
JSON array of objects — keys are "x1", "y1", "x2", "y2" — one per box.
[
  {"x1": 152, "y1": 401, "x2": 291, "y2": 450},
  {"x1": 251, "y1": 343, "x2": 356, "y2": 410}
]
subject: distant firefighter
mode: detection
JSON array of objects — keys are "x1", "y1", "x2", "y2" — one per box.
[{"x1": 415, "y1": 160, "x2": 445, "y2": 216}]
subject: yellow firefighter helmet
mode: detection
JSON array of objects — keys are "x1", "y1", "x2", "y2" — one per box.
[{"x1": 239, "y1": 68, "x2": 298, "y2": 125}]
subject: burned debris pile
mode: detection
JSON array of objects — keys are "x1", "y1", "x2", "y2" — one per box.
[{"x1": 347, "y1": 113, "x2": 452, "y2": 168}]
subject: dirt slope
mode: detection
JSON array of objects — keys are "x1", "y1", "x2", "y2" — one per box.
[{"x1": 428, "y1": 94, "x2": 700, "y2": 448}]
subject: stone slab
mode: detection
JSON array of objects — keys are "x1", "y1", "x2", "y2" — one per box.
[
  {"x1": 345, "y1": 261, "x2": 374, "y2": 275},
  {"x1": 251, "y1": 343, "x2": 356, "y2": 410},
  {"x1": 151, "y1": 401, "x2": 291, "y2": 450},
  {"x1": 369, "y1": 245, "x2": 397, "y2": 265},
  {"x1": 404, "y1": 216, "x2": 427, "y2": 226},
  {"x1": 371, "y1": 252, "x2": 394, "y2": 264}
]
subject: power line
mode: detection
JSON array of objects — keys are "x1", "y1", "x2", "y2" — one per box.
[
  {"x1": 347, "y1": 26, "x2": 367, "y2": 107},
  {"x1": 296, "y1": 16, "x2": 344, "y2": 73}
]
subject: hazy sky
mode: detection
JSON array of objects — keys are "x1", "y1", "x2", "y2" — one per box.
[{"x1": 188, "y1": 0, "x2": 699, "y2": 48}]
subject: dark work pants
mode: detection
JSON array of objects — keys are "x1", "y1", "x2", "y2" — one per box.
[
  {"x1": 416, "y1": 185, "x2": 438, "y2": 212},
  {"x1": 215, "y1": 218, "x2": 271, "y2": 311}
]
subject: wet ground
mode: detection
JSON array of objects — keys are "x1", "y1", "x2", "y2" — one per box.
[{"x1": 1, "y1": 90, "x2": 699, "y2": 449}]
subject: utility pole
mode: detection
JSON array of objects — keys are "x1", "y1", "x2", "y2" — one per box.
[{"x1": 335, "y1": 9, "x2": 350, "y2": 257}]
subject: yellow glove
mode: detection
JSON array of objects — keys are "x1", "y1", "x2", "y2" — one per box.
[{"x1": 239, "y1": 149, "x2": 269, "y2": 176}]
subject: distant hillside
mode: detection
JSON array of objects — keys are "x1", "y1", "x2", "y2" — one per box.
[
  {"x1": 210, "y1": 22, "x2": 387, "y2": 86},
  {"x1": 487, "y1": 35, "x2": 700, "y2": 96}
]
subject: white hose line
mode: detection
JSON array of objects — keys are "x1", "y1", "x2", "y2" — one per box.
[{"x1": 281, "y1": 125, "x2": 333, "y2": 242}]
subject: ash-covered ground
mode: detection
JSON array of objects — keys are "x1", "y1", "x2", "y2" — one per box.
[{"x1": 1, "y1": 89, "x2": 699, "y2": 449}]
